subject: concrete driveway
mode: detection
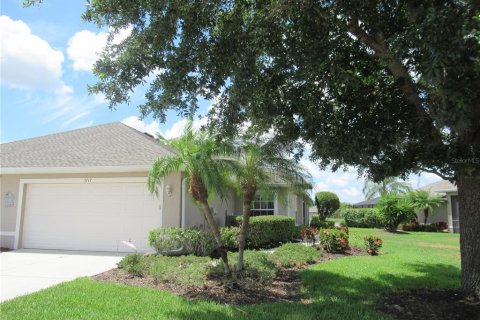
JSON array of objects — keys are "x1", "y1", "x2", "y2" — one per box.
[{"x1": 0, "y1": 249, "x2": 123, "y2": 302}]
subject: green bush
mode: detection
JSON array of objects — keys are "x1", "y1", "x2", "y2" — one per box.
[
  {"x1": 117, "y1": 253, "x2": 144, "y2": 276},
  {"x1": 364, "y1": 235, "x2": 383, "y2": 255},
  {"x1": 319, "y1": 227, "x2": 350, "y2": 253},
  {"x1": 310, "y1": 215, "x2": 335, "y2": 228},
  {"x1": 315, "y1": 191, "x2": 340, "y2": 221},
  {"x1": 236, "y1": 215, "x2": 296, "y2": 249},
  {"x1": 148, "y1": 227, "x2": 184, "y2": 254},
  {"x1": 220, "y1": 227, "x2": 239, "y2": 251},
  {"x1": 341, "y1": 208, "x2": 384, "y2": 228},
  {"x1": 149, "y1": 255, "x2": 211, "y2": 286},
  {"x1": 399, "y1": 222, "x2": 439, "y2": 232},
  {"x1": 377, "y1": 193, "x2": 416, "y2": 231},
  {"x1": 272, "y1": 243, "x2": 320, "y2": 268},
  {"x1": 209, "y1": 250, "x2": 279, "y2": 288},
  {"x1": 183, "y1": 229, "x2": 217, "y2": 256}
]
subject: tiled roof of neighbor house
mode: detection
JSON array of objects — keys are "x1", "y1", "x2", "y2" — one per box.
[
  {"x1": 417, "y1": 179, "x2": 457, "y2": 193},
  {"x1": 353, "y1": 197, "x2": 380, "y2": 207},
  {"x1": 1, "y1": 122, "x2": 174, "y2": 168}
]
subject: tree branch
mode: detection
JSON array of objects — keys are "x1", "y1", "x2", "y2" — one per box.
[
  {"x1": 418, "y1": 167, "x2": 455, "y2": 182},
  {"x1": 346, "y1": 16, "x2": 445, "y2": 147}
]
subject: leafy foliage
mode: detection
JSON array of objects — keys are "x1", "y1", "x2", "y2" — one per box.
[
  {"x1": 149, "y1": 255, "x2": 211, "y2": 286},
  {"x1": 377, "y1": 193, "x2": 416, "y2": 232},
  {"x1": 272, "y1": 243, "x2": 320, "y2": 268},
  {"x1": 148, "y1": 227, "x2": 184, "y2": 254},
  {"x1": 315, "y1": 192, "x2": 340, "y2": 221},
  {"x1": 363, "y1": 177, "x2": 412, "y2": 200},
  {"x1": 310, "y1": 215, "x2": 335, "y2": 229},
  {"x1": 407, "y1": 190, "x2": 445, "y2": 224},
  {"x1": 341, "y1": 208, "x2": 384, "y2": 228},
  {"x1": 300, "y1": 226, "x2": 319, "y2": 246},
  {"x1": 117, "y1": 253, "x2": 144, "y2": 276},
  {"x1": 364, "y1": 235, "x2": 383, "y2": 256},
  {"x1": 319, "y1": 227, "x2": 350, "y2": 253},
  {"x1": 235, "y1": 215, "x2": 296, "y2": 249}
]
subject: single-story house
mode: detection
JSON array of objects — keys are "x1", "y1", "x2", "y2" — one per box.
[
  {"x1": 415, "y1": 179, "x2": 459, "y2": 233},
  {"x1": 0, "y1": 122, "x2": 309, "y2": 252}
]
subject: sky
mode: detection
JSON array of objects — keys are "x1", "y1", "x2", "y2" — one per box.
[{"x1": 0, "y1": 0, "x2": 442, "y2": 203}]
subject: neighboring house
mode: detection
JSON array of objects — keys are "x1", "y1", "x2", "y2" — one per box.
[
  {"x1": 0, "y1": 122, "x2": 309, "y2": 252},
  {"x1": 416, "y1": 180, "x2": 459, "y2": 233},
  {"x1": 352, "y1": 197, "x2": 380, "y2": 208}
]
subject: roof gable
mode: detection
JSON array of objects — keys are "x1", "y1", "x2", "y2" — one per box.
[{"x1": 1, "y1": 122, "x2": 173, "y2": 170}]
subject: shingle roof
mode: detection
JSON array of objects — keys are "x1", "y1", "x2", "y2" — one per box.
[
  {"x1": 417, "y1": 179, "x2": 457, "y2": 193},
  {"x1": 353, "y1": 197, "x2": 380, "y2": 207},
  {"x1": 1, "y1": 122, "x2": 174, "y2": 169}
]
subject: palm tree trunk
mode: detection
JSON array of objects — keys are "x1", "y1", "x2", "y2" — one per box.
[
  {"x1": 424, "y1": 209, "x2": 429, "y2": 224},
  {"x1": 198, "y1": 200, "x2": 230, "y2": 274},
  {"x1": 237, "y1": 191, "x2": 255, "y2": 272}
]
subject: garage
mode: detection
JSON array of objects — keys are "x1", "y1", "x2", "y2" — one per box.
[{"x1": 21, "y1": 179, "x2": 162, "y2": 252}]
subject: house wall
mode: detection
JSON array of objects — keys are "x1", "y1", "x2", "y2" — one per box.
[
  {"x1": 415, "y1": 203, "x2": 449, "y2": 224},
  {"x1": 0, "y1": 171, "x2": 182, "y2": 249}
]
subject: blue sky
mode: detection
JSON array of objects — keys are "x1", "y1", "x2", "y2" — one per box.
[{"x1": 0, "y1": 0, "x2": 442, "y2": 203}]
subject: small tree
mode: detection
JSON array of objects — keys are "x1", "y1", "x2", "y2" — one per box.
[
  {"x1": 147, "y1": 122, "x2": 233, "y2": 274},
  {"x1": 377, "y1": 193, "x2": 416, "y2": 232},
  {"x1": 408, "y1": 190, "x2": 445, "y2": 224},
  {"x1": 315, "y1": 192, "x2": 340, "y2": 222},
  {"x1": 363, "y1": 177, "x2": 412, "y2": 200}
]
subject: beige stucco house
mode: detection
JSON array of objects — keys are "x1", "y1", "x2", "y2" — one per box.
[
  {"x1": 0, "y1": 122, "x2": 309, "y2": 252},
  {"x1": 416, "y1": 179, "x2": 459, "y2": 233}
]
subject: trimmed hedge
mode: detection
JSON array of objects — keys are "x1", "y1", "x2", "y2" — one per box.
[
  {"x1": 341, "y1": 208, "x2": 384, "y2": 228},
  {"x1": 236, "y1": 215, "x2": 296, "y2": 249}
]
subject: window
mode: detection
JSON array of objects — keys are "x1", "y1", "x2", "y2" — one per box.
[{"x1": 250, "y1": 193, "x2": 274, "y2": 216}]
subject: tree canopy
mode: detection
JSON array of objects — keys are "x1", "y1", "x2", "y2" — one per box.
[{"x1": 83, "y1": 0, "x2": 479, "y2": 182}]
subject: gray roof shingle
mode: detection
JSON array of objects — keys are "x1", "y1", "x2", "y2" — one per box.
[{"x1": 1, "y1": 122, "x2": 173, "y2": 169}]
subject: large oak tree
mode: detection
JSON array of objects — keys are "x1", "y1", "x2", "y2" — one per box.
[{"x1": 78, "y1": 0, "x2": 479, "y2": 297}]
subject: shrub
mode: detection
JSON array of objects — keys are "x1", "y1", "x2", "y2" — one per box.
[
  {"x1": 377, "y1": 193, "x2": 416, "y2": 231},
  {"x1": 300, "y1": 226, "x2": 319, "y2": 245},
  {"x1": 399, "y1": 222, "x2": 439, "y2": 232},
  {"x1": 209, "y1": 250, "x2": 279, "y2": 288},
  {"x1": 272, "y1": 243, "x2": 320, "y2": 267},
  {"x1": 236, "y1": 215, "x2": 296, "y2": 249},
  {"x1": 117, "y1": 253, "x2": 144, "y2": 276},
  {"x1": 364, "y1": 235, "x2": 383, "y2": 255},
  {"x1": 436, "y1": 221, "x2": 448, "y2": 231},
  {"x1": 149, "y1": 255, "x2": 211, "y2": 286},
  {"x1": 341, "y1": 208, "x2": 384, "y2": 228},
  {"x1": 183, "y1": 229, "x2": 217, "y2": 256},
  {"x1": 148, "y1": 227, "x2": 184, "y2": 254},
  {"x1": 315, "y1": 191, "x2": 340, "y2": 221},
  {"x1": 221, "y1": 227, "x2": 239, "y2": 251},
  {"x1": 319, "y1": 227, "x2": 350, "y2": 253},
  {"x1": 310, "y1": 215, "x2": 335, "y2": 228},
  {"x1": 292, "y1": 224, "x2": 307, "y2": 240}
]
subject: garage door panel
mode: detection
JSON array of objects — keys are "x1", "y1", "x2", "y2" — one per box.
[{"x1": 22, "y1": 182, "x2": 163, "y2": 252}]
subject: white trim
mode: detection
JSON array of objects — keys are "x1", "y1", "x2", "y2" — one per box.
[
  {"x1": 181, "y1": 178, "x2": 187, "y2": 229},
  {"x1": 0, "y1": 231, "x2": 16, "y2": 236},
  {"x1": 14, "y1": 177, "x2": 150, "y2": 250},
  {"x1": 1, "y1": 165, "x2": 151, "y2": 175}
]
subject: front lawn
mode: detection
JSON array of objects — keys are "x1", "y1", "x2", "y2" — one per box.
[{"x1": 0, "y1": 229, "x2": 461, "y2": 320}]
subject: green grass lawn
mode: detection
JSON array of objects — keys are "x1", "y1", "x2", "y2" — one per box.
[{"x1": 0, "y1": 229, "x2": 460, "y2": 320}]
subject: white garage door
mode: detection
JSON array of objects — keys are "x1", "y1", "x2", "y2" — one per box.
[{"x1": 22, "y1": 181, "x2": 162, "y2": 252}]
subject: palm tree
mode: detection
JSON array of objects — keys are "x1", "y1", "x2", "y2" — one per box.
[
  {"x1": 408, "y1": 190, "x2": 445, "y2": 224},
  {"x1": 232, "y1": 140, "x2": 311, "y2": 271},
  {"x1": 147, "y1": 121, "x2": 234, "y2": 274},
  {"x1": 363, "y1": 177, "x2": 412, "y2": 200}
]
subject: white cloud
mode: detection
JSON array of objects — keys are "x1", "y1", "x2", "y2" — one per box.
[
  {"x1": 121, "y1": 116, "x2": 161, "y2": 136},
  {"x1": 0, "y1": 15, "x2": 71, "y2": 93},
  {"x1": 67, "y1": 27, "x2": 131, "y2": 72},
  {"x1": 341, "y1": 187, "x2": 362, "y2": 198}
]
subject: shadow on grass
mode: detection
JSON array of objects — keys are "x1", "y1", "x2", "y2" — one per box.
[{"x1": 169, "y1": 262, "x2": 460, "y2": 320}]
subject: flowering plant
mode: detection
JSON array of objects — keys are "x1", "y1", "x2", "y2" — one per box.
[
  {"x1": 319, "y1": 227, "x2": 350, "y2": 253},
  {"x1": 364, "y1": 235, "x2": 383, "y2": 255}
]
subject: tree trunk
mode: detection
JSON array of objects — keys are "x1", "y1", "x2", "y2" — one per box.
[
  {"x1": 237, "y1": 193, "x2": 254, "y2": 272},
  {"x1": 199, "y1": 200, "x2": 231, "y2": 275},
  {"x1": 457, "y1": 172, "x2": 480, "y2": 299},
  {"x1": 424, "y1": 209, "x2": 429, "y2": 224}
]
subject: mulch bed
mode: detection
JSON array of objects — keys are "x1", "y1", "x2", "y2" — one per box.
[
  {"x1": 376, "y1": 289, "x2": 480, "y2": 320},
  {"x1": 93, "y1": 267, "x2": 301, "y2": 305},
  {"x1": 92, "y1": 247, "x2": 364, "y2": 305}
]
